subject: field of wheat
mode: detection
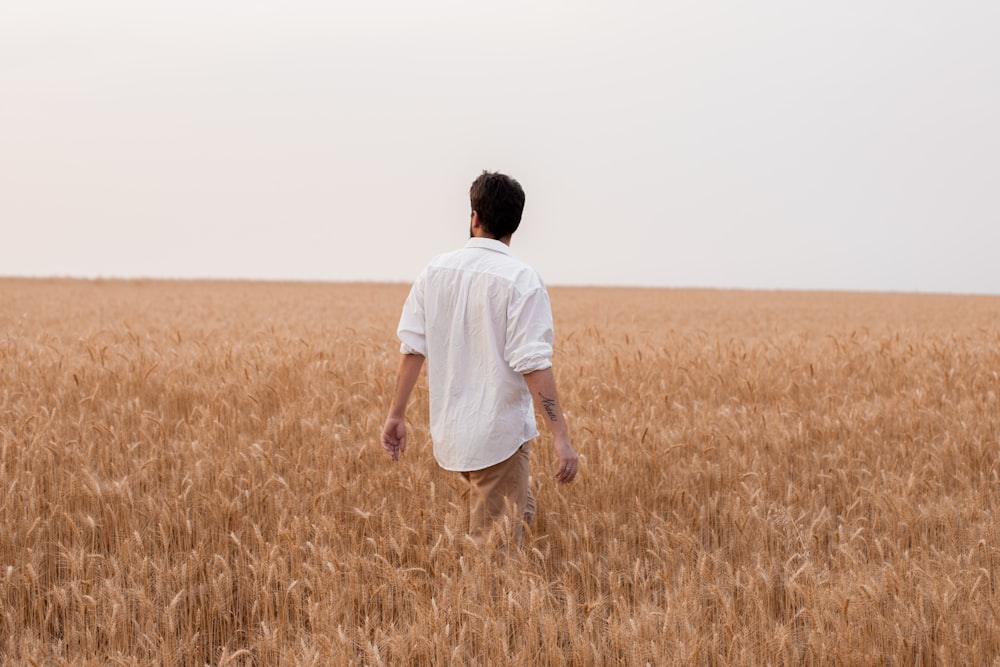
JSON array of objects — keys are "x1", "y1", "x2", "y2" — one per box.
[{"x1": 1, "y1": 277, "x2": 999, "y2": 665}]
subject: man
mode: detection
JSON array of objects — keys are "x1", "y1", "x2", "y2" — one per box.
[{"x1": 381, "y1": 170, "x2": 578, "y2": 546}]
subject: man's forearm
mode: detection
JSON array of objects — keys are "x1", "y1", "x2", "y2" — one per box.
[
  {"x1": 389, "y1": 353, "x2": 425, "y2": 417},
  {"x1": 525, "y1": 366, "x2": 578, "y2": 483},
  {"x1": 523, "y1": 367, "x2": 569, "y2": 438}
]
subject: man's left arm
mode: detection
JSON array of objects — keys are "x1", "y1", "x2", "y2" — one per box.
[{"x1": 381, "y1": 353, "x2": 425, "y2": 461}]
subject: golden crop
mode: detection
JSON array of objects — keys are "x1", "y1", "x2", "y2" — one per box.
[{"x1": 1, "y1": 278, "x2": 999, "y2": 665}]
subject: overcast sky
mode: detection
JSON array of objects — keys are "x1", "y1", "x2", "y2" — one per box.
[{"x1": 2, "y1": 1, "x2": 998, "y2": 293}]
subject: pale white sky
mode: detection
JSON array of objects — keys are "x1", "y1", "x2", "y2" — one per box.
[{"x1": 2, "y1": 1, "x2": 998, "y2": 293}]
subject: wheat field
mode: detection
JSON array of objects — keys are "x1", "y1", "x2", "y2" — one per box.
[{"x1": 1, "y1": 278, "x2": 999, "y2": 665}]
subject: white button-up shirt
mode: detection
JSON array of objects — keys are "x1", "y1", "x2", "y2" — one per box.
[{"x1": 397, "y1": 238, "x2": 554, "y2": 471}]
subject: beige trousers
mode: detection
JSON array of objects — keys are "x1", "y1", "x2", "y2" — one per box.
[{"x1": 461, "y1": 442, "x2": 536, "y2": 546}]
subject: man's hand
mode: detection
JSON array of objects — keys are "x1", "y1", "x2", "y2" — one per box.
[
  {"x1": 523, "y1": 367, "x2": 579, "y2": 484},
  {"x1": 552, "y1": 433, "x2": 578, "y2": 484},
  {"x1": 381, "y1": 416, "x2": 407, "y2": 461},
  {"x1": 380, "y1": 353, "x2": 424, "y2": 463}
]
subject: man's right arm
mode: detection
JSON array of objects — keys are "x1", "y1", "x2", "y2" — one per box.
[{"x1": 523, "y1": 367, "x2": 578, "y2": 484}]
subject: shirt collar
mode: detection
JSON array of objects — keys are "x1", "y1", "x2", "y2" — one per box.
[{"x1": 465, "y1": 237, "x2": 513, "y2": 255}]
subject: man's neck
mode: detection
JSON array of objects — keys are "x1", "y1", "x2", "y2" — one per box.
[{"x1": 472, "y1": 231, "x2": 512, "y2": 246}]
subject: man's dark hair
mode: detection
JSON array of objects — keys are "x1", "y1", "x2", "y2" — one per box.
[{"x1": 470, "y1": 171, "x2": 526, "y2": 239}]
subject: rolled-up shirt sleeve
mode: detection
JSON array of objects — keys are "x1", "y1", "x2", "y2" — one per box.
[
  {"x1": 505, "y1": 285, "x2": 554, "y2": 374},
  {"x1": 397, "y1": 274, "x2": 427, "y2": 356}
]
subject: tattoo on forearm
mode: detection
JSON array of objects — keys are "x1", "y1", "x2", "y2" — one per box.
[{"x1": 539, "y1": 392, "x2": 558, "y2": 422}]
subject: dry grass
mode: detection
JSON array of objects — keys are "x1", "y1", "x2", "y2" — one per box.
[{"x1": 1, "y1": 278, "x2": 999, "y2": 665}]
